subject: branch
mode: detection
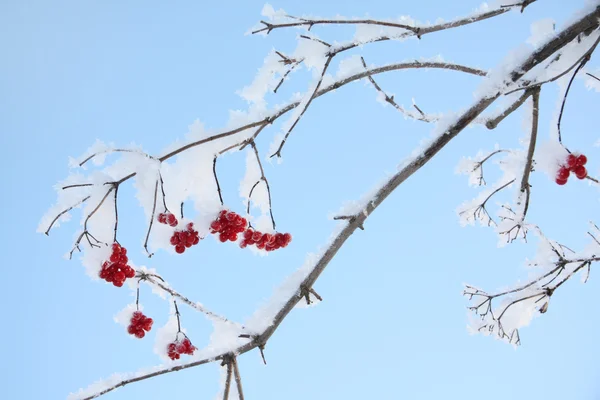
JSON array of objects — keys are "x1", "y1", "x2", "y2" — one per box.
[
  {"x1": 70, "y1": 6, "x2": 600, "y2": 398},
  {"x1": 517, "y1": 87, "x2": 540, "y2": 219},
  {"x1": 360, "y1": 56, "x2": 438, "y2": 122},
  {"x1": 138, "y1": 273, "x2": 237, "y2": 325},
  {"x1": 270, "y1": 54, "x2": 333, "y2": 158},
  {"x1": 83, "y1": 61, "x2": 487, "y2": 189},
  {"x1": 557, "y1": 55, "x2": 590, "y2": 142},
  {"x1": 484, "y1": 89, "x2": 534, "y2": 129},
  {"x1": 44, "y1": 196, "x2": 91, "y2": 235}
]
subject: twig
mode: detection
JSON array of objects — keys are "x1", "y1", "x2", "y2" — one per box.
[
  {"x1": 271, "y1": 54, "x2": 334, "y2": 158},
  {"x1": 139, "y1": 273, "x2": 236, "y2": 325},
  {"x1": 44, "y1": 196, "x2": 91, "y2": 235},
  {"x1": 518, "y1": 87, "x2": 540, "y2": 218},
  {"x1": 360, "y1": 56, "x2": 437, "y2": 122},
  {"x1": 248, "y1": 140, "x2": 276, "y2": 229},
  {"x1": 485, "y1": 89, "x2": 534, "y2": 129},
  {"x1": 231, "y1": 357, "x2": 245, "y2": 400},
  {"x1": 557, "y1": 56, "x2": 590, "y2": 142},
  {"x1": 143, "y1": 180, "x2": 159, "y2": 257}
]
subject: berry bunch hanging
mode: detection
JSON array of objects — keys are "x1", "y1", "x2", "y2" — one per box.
[
  {"x1": 240, "y1": 229, "x2": 292, "y2": 251},
  {"x1": 157, "y1": 212, "x2": 178, "y2": 227},
  {"x1": 169, "y1": 222, "x2": 201, "y2": 254},
  {"x1": 556, "y1": 153, "x2": 588, "y2": 185},
  {"x1": 99, "y1": 243, "x2": 135, "y2": 287},
  {"x1": 127, "y1": 311, "x2": 153, "y2": 339},
  {"x1": 210, "y1": 210, "x2": 248, "y2": 243},
  {"x1": 167, "y1": 337, "x2": 197, "y2": 360}
]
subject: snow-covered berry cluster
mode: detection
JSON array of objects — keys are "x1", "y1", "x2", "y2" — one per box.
[
  {"x1": 240, "y1": 229, "x2": 292, "y2": 251},
  {"x1": 167, "y1": 337, "x2": 197, "y2": 360},
  {"x1": 556, "y1": 153, "x2": 588, "y2": 185},
  {"x1": 99, "y1": 243, "x2": 135, "y2": 287},
  {"x1": 127, "y1": 311, "x2": 153, "y2": 339},
  {"x1": 170, "y1": 222, "x2": 201, "y2": 254},
  {"x1": 157, "y1": 212, "x2": 178, "y2": 227},
  {"x1": 210, "y1": 210, "x2": 248, "y2": 242}
]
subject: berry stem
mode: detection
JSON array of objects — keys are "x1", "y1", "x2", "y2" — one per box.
[
  {"x1": 557, "y1": 55, "x2": 590, "y2": 143},
  {"x1": 113, "y1": 184, "x2": 120, "y2": 243},
  {"x1": 143, "y1": 179, "x2": 159, "y2": 257},
  {"x1": 248, "y1": 140, "x2": 276, "y2": 230},
  {"x1": 213, "y1": 155, "x2": 224, "y2": 206},
  {"x1": 174, "y1": 300, "x2": 182, "y2": 333}
]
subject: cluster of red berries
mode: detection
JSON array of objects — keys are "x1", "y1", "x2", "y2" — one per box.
[
  {"x1": 157, "y1": 212, "x2": 178, "y2": 227},
  {"x1": 170, "y1": 222, "x2": 201, "y2": 254},
  {"x1": 167, "y1": 337, "x2": 197, "y2": 360},
  {"x1": 556, "y1": 153, "x2": 588, "y2": 185},
  {"x1": 99, "y1": 243, "x2": 135, "y2": 287},
  {"x1": 128, "y1": 311, "x2": 153, "y2": 339},
  {"x1": 210, "y1": 210, "x2": 248, "y2": 243},
  {"x1": 240, "y1": 229, "x2": 292, "y2": 251}
]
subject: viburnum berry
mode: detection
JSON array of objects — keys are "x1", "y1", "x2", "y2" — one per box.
[
  {"x1": 240, "y1": 228, "x2": 292, "y2": 251},
  {"x1": 169, "y1": 222, "x2": 201, "y2": 254},
  {"x1": 167, "y1": 337, "x2": 197, "y2": 360},
  {"x1": 574, "y1": 165, "x2": 588, "y2": 179},
  {"x1": 99, "y1": 243, "x2": 135, "y2": 287},
  {"x1": 157, "y1": 212, "x2": 178, "y2": 227},
  {"x1": 209, "y1": 210, "x2": 247, "y2": 243},
  {"x1": 556, "y1": 152, "x2": 590, "y2": 185},
  {"x1": 127, "y1": 311, "x2": 153, "y2": 339}
]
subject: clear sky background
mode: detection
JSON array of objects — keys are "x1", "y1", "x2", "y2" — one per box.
[{"x1": 2, "y1": 0, "x2": 600, "y2": 399}]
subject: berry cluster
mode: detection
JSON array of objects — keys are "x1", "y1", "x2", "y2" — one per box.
[
  {"x1": 127, "y1": 311, "x2": 153, "y2": 339},
  {"x1": 210, "y1": 210, "x2": 248, "y2": 243},
  {"x1": 157, "y1": 212, "x2": 178, "y2": 227},
  {"x1": 240, "y1": 229, "x2": 292, "y2": 251},
  {"x1": 99, "y1": 243, "x2": 135, "y2": 287},
  {"x1": 556, "y1": 153, "x2": 588, "y2": 185},
  {"x1": 167, "y1": 337, "x2": 197, "y2": 360},
  {"x1": 170, "y1": 222, "x2": 201, "y2": 254}
]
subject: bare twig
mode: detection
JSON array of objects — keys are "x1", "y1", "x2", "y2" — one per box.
[
  {"x1": 485, "y1": 89, "x2": 534, "y2": 129},
  {"x1": 557, "y1": 55, "x2": 590, "y2": 142},
  {"x1": 360, "y1": 56, "x2": 438, "y2": 122},
  {"x1": 44, "y1": 196, "x2": 90, "y2": 235},
  {"x1": 138, "y1": 273, "x2": 236, "y2": 325}
]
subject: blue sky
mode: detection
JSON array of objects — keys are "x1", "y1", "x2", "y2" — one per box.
[{"x1": 2, "y1": 0, "x2": 600, "y2": 399}]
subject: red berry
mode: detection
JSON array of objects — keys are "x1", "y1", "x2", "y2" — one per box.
[
  {"x1": 219, "y1": 233, "x2": 228, "y2": 243},
  {"x1": 170, "y1": 235, "x2": 178, "y2": 245},
  {"x1": 193, "y1": 236, "x2": 200, "y2": 245},
  {"x1": 158, "y1": 213, "x2": 167, "y2": 224},
  {"x1": 142, "y1": 318, "x2": 153, "y2": 331},
  {"x1": 114, "y1": 271, "x2": 125, "y2": 282},
  {"x1": 566, "y1": 154, "x2": 577, "y2": 169},
  {"x1": 557, "y1": 167, "x2": 570, "y2": 180},
  {"x1": 574, "y1": 165, "x2": 587, "y2": 179},
  {"x1": 577, "y1": 154, "x2": 588, "y2": 166},
  {"x1": 113, "y1": 280, "x2": 124, "y2": 287},
  {"x1": 134, "y1": 329, "x2": 145, "y2": 339},
  {"x1": 556, "y1": 177, "x2": 568, "y2": 185},
  {"x1": 175, "y1": 244, "x2": 185, "y2": 254},
  {"x1": 166, "y1": 213, "x2": 178, "y2": 226},
  {"x1": 110, "y1": 253, "x2": 120, "y2": 263}
]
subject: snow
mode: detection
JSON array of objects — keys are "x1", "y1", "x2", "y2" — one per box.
[{"x1": 527, "y1": 19, "x2": 556, "y2": 48}]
